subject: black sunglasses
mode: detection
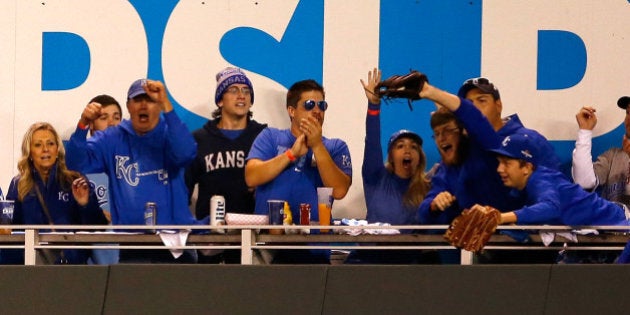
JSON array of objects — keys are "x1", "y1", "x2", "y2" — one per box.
[
  {"x1": 464, "y1": 77, "x2": 491, "y2": 86},
  {"x1": 303, "y1": 99, "x2": 328, "y2": 111},
  {"x1": 462, "y1": 77, "x2": 500, "y2": 99}
]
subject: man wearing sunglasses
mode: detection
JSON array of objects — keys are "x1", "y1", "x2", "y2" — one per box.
[
  {"x1": 245, "y1": 79, "x2": 352, "y2": 264},
  {"x1": 416, "y1": 76, "x2": 561, "y2": 263},
  {"x1": 185, "y1": 67, "x2": 267, "y2": 264}
]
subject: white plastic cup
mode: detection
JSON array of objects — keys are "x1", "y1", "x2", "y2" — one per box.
[{"x1": 316, "y1": 187, "x2": 333, "y2": 233}]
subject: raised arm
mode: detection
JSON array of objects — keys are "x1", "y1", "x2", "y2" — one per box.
[
  {"x1": 361, "y1": 68, "x2": 385, "y2": 181},
  {"x1": 418, "y1": 82, "x2": 462, "y2": 112},
  {"x1": 419, "y1": 82, "x2": 500, "y2": 149},
  {"x1": 66, "y1": 125, "x2": 106, "y2": 174},
  {"x1": 571, "y1": 106, "x2": 598, "y2": 189},
  {"x1": 143, "y1": 79, "x2": 197, "y2": 166},
  {"x1": 163, "y1": 111, "x2": 197, "y2": 167},
  {"x1": 143, "y1": 79, "x2": 173, "y2": 113}
]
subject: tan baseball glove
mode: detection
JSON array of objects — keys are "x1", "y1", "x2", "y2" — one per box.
[{"x1": 444, "y1": 206, "x2": 501, "y2": 252}]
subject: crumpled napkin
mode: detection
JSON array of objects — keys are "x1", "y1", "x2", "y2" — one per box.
[
  {"x1": 340, "y1": 219, "x2": 401, "y2": 236},
  {"x1": 157, "y1": 230, "x2": 190, "y2": 258},
  {"x1": 539, "y1": 229, "x2": 599, "y2": 246}
]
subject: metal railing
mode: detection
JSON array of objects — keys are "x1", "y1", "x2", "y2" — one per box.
[{"x1": 0, "y1": 224, "x2": 628, "y2": 265}]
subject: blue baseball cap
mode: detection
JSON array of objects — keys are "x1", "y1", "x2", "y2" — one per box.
[
  {"x1": 388, "y1": 129, "x2": 423, "y2": 151},
  {"x1": 490, "y1": 134, "x2": 538, "y2": 165},
  {"x1": 457, "y1": 77, "x2": 501, "y2": 100},
  {"x1": 127, "y1": 79, "x2": 147, "y2": 99}
]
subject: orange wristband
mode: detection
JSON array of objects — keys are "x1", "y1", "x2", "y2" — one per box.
[
  {"x1": 77, "y1": 121, "x2": 89, "y2": 130},
  {"x1": 285, "y1": 149, "x2": 296, "y2": 162},
  {"x1": 367, "y1": 109, "x2": 380, "y2": 116}
]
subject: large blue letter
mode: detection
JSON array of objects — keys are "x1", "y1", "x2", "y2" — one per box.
[
  {"x1": 537, "y1": 30, "x2": 587, "y2": 90},
  {"x1": 41, "y1": 32, "x2": 90, "y2": 90}
]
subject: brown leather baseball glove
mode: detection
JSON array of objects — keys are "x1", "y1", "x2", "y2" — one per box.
[
  {"x1": 444, "y1": 206, "x2": 501, "y2": 252},
  {"x1": 374, "y1": 70, "x2": 428, "y2": 110}
]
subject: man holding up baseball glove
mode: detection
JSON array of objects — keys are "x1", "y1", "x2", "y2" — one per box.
[
  {"x1": 378, "y1": 71, "x2": 630, "y2": 253},
  {"x1": 376, "y1": 71, "x2": 562, "y2": 255}
]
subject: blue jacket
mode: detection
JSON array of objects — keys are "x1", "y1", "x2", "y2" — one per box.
[
  {"x1": 418, "y1": 98, "x2": 561, "y2": 225},
  {"x1": 7, "y1": 166, "x2": 106, "y2": 226},
  {"x1": 2, "y1": 165, "x2": 107, "y2": 264},
  {"x1": 513, "y1": 166, "x2": 628, "y2": 226},
  {"x1": 247, "y1": 127, "x2": 353, "y2": 220},
  {"x1": 363, "y1": 102, "x2": 419, "y2": 228},
  {"x1": 66, "y1": 111, "x2": 198, "y2": 226}
]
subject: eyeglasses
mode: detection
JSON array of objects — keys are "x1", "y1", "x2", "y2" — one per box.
[
  {"x1": 303, "y1": 99, "x2": 328, "y2": 112},
  {"x1": 226, "y1": 86, "x2": 251, "y2": 95},
  {"x1": 431, "y1": 127, "x2": 460, "y2": 139}
]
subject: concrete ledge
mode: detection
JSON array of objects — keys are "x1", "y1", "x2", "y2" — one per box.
[
  {"x1": 323, "y1": 265, "x2": 551, "y2": 315},
  {"x1": 546, "y1": 265, "x2": 630, "y2": 314},
  {"x1": 0, "y1": 266, "x2": 108, "y2": 315},
  {"x1": 1, "y1": 264, "x2": 629, "y2": 314},
  {"x1": 104, "y1": 265, "x2": 328, "y2": 314}
]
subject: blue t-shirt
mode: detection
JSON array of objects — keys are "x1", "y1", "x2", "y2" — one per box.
[
  {"x1": 220, "y1": 129, "x2": 245, "y2": 140},
  {"x1": 87, "y1": 173, "x2": 110, "y2": 212},
  {"x1": 247, "y1": 128, "x2": 352, "y2": 221}
]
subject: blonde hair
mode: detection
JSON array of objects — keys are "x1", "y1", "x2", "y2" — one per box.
[
  {"x1": 16, "y1": 122, "x2": 80, "y2": 201},
  {"x1": 385, "y1": 145, "x2": 430, "y2": 208}
]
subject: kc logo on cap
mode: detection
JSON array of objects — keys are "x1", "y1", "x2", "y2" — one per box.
[{"x1": 492, "y1": 134, "x2": 537, "y2": 165}]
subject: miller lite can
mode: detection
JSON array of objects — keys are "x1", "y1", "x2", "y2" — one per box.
[
  {"x1": 210, "y1": 195, "x2": 226, "y2": 234},
  {"x1": 144, "y1": 202, "x2": 157, "y2": 233}
]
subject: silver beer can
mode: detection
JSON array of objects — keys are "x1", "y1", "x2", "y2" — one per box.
[
  {"x1": 210, "y1": 195, "x2": 226, "y2": 234},
  {"x1": 144, "y1": 202, "x2": 157, "y2": 233}
]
